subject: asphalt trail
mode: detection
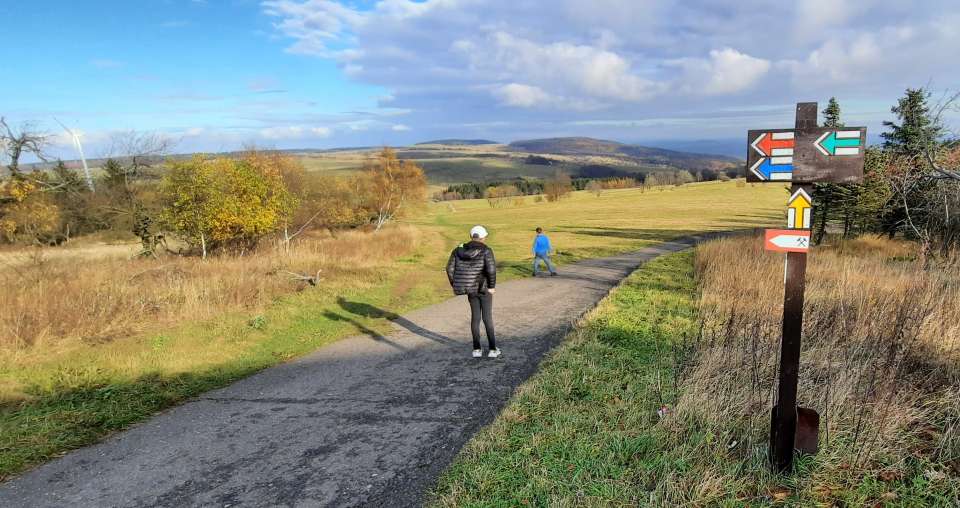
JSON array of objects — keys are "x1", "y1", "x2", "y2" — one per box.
[{"x1": 0, "y1": 236, "x2": 714, "y2": 508}]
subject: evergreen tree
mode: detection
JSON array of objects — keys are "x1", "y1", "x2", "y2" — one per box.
[
  {"x1": 102, "y1": 158, "x2": 129, "y2": 192},
  {"x1": 52, "y1": 160, "x2": 85, "y2": 192},
  {"x1": 812, "y1": 97, "x2": 845, "y2": 244},
  {"x1": 878, "y1": 89, "x2": 944, "y2": 239},
  {"x1": 881, "y1": 88, "x2": 944, "y2": 157},
  {"x1": 822, "y1": 97, "x2": 842, "y2": 128}
]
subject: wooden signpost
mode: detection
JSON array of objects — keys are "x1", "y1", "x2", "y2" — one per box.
[{"x1": 748, "y1": 103, "x2": 866, "y2": 473}]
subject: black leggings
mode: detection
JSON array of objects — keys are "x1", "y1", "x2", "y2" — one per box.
[{"x1": 468, "y1": 293, "x2": 496, "y2": 350}]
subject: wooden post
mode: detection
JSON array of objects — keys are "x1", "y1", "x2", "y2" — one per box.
[{"x1": 769, "y1": 103, "x2": 816, "y2": 473}]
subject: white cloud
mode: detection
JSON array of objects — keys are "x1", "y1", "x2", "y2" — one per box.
[
  {"x1": 391, "y1": 124, "x2": 411, "y2": 132},
  {"x1": 260, "y1": 125, "x2": 331, "y2": 139},
  {"x1": 493, "y1": 84, "x2": 552, "y2": 108},
  {"x1": 262, "y1": 0, "x2": 364, "y2": 57},
  {"x1": 253, "y1": 2, "x2": 960, "y2": 142},
  {"x1": 452, "y1": 31, "x2": 662, "y2": 107},
  {"x1": 671, "y1": 48, "x2": 771, "y2": 95},
  {"x1": 795, "y1": 0, "x2": 860, "y2": 34}
]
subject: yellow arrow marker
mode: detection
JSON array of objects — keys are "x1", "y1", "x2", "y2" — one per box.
[{"x1": 787, "y1": 188, "x2": 813, "y2": 229}]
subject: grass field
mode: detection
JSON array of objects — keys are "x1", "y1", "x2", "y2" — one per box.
[
  {"x1": 418, "y1": 181, "x2": 785, "y2": 277},
  {"x1": 432, "y1": 237, "x2": 960, "y2": 506},
  {"x1": 0, "y1": 180, "x2": 785, "y2": 480}
]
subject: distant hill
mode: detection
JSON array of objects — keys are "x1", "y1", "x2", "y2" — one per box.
[
  {"x1": 415, "y1": 139, "x2": 499, "y2": 146},
  {"x1": 507, "y1": 137, "x2": 739, "y2": 170},
  {"x1": 638, "y1": 138, "x2": 744, "y2": 159},
  {"x1": 509, "y1": 137, "x2": 623, "y2": 155}
]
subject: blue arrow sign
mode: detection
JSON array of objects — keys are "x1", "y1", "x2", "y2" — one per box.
[{"x1": 750, "y1": 157, "x2": 794, "y2": 181}]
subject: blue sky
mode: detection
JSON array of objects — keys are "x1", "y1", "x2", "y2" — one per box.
[{"x1": 3, "y1": 0, "x2": 960, "y2": 159}]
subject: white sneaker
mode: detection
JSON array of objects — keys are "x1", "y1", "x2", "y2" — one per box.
[
  {"x1": 472, "y1": 349, "x2": 483, "y2": 358},
  {"x1": 487, "y1": 348, "x2": 502, "y2": 358}
]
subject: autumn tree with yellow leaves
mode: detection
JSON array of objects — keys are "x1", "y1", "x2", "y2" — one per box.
[
  {"x1": 0, "y1": 178, "x2": 60, "y2": 243},
  {"x1": 159, "y1": 155, "x2": 296, "y2": 257},
  {"x1": 0, "y1": 118, "x2": 61, "y2": 243},
  {"x1": 362, "y1": 148, "x2": 427, "y2": 231}
]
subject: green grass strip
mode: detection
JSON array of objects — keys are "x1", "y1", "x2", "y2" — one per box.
[{"x1": 432, "y1": 251, "x2": 697, "y2": 507}]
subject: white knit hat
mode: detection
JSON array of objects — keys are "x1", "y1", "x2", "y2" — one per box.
[{"x1": 470, "y1": 225, "x2": 488, "y2": 239}]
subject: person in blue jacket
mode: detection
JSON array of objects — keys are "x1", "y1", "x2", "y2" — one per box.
[{"x1": 531, "y1": 227, "x2": 558, "y2": 277}]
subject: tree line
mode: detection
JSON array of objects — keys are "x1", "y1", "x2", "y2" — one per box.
[
  {"x1": 812, "y1": 90, "x2": 960, "y2": 260},
  {"x1": 0, "y1": 128, "x2": 426, "y2": 257},
  {"x1": 435, "y1": 167, "x2": 738, "y2": 203}
]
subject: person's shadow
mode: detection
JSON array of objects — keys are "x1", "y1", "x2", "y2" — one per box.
[
  {"x1": 322, "y1": 310, "x2": 408, "y2": 351},
  {"x1": 335, "y1": 297, "x2": 457, "y2": 346}
]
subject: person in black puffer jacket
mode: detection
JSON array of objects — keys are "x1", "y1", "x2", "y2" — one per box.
[{"x1": 446, "y1": 225, "x2": 500, "y2": 358}]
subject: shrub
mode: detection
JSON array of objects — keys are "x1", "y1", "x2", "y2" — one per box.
[
  {"x1": 485, "y1": 183, "x2": 519, "y2": 207},
  {"x1": 544, "y1": 170, "x2": 572, "y2": 202},
  {"x1": 159, "y1": 156, "x2": 295, "y2": 256},
  {"x1": 0, "y1": 178, "x2": 61, "y2": 244}
]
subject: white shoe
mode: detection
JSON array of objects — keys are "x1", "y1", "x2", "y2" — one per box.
[
  {"x1": 472, "y1": 349, "x2": 483, "y2": 358},
  {"x1": 488, "y1": 348, "x2": 502, "y2": 358}
]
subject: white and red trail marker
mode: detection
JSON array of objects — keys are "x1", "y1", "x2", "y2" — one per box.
[{"x1": 764, "y1": 229, "x2": 811, "y2": 253}]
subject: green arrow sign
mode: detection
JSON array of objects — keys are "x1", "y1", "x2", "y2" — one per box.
[{"x1": 815, "y1": 130, "x2": 862, "y2": 156}]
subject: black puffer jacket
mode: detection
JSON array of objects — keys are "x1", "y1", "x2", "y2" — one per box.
[{"x1": 446, "y1": 241, "x2": 497, "y2": 295}]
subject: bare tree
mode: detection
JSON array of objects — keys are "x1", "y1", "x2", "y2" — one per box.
[
  {"x1": 105, "y1": 130, "x2": 175, "y2": 185},
  {"x1": 924, "y1": 91, "x2": 960, "y2": 182},
  {"x1": 1, "y1": 117, "x2": 50, "y2": 176},
  {"x1": 884, "y1": 90, "x2": 960, "y2": 260}
]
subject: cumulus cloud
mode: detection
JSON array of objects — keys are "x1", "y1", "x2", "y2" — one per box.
[
  {"x1": 461, "y1": 32, "x2": 663, "y2": 104},
  {"x1": 671, "y1": 48, "x2": 771, "y2": 95},
  {"x1": 391, "y1": 124, "x2": 411, "y2": 131},
  {"x1": 493, "y1": 83, "x2": 552, "y2": 108},
  {"x1": 262, "y1": 1, "x2": 960, "y2": 112}
]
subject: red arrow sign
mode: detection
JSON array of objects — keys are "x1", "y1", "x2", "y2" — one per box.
[
  {"x1": 752, "y1": 132, "x2": 795, "y2": 156},
  {"x1": 765, "y1": 229, "x2": 811, "y2": 253}
]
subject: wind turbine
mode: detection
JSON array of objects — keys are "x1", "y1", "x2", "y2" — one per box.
[{"x1": 54, "y1": 118, "x2": 95, "y2": 192}]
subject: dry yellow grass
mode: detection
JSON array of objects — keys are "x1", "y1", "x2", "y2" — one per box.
[
  {"x1": 0, "y1": 229, "x2": 419, "y2": 392},
  {"x1": 666, "y1": 234, "x2": 960, "y2": 501}
]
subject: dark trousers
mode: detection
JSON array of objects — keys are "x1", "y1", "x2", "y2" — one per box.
[{"x1": 467, "y1": 293, "x2": 496, "y2": 350}]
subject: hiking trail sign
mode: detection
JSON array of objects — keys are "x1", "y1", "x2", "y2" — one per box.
[
  {"x1": 747, "y1": 108, "x2": 866, "y2": 183},
  {"x1": 765, "y1": 229, "x2": 811, "y2": 253},
  {"x1": 747, "y1": 102, "x2": 866, "y2": 474},
  {"x1": 786, "y1": 187, "x2": 813, "y2": 230}
]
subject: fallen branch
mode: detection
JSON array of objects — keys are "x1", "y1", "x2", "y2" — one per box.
[{"x1": 283, "y1": 269, "x2": 322, "y2": 286}]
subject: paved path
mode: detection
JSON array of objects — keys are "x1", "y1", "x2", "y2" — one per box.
[{"x1": 0, "y1": 237, "x2": 711, "y2": 508}]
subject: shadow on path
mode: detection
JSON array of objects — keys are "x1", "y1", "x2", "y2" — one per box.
[{"x1": 336, "y1": 297, "x2": 458, "y2": 346}]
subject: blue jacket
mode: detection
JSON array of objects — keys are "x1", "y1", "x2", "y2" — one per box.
[{"x1": 533, "y1": 234, "x2": 551, "y2": 255}]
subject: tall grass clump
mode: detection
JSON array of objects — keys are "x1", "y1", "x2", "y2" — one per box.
[{"x1": 661, "y1": 235, "x2": 960, "y2": 504}]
